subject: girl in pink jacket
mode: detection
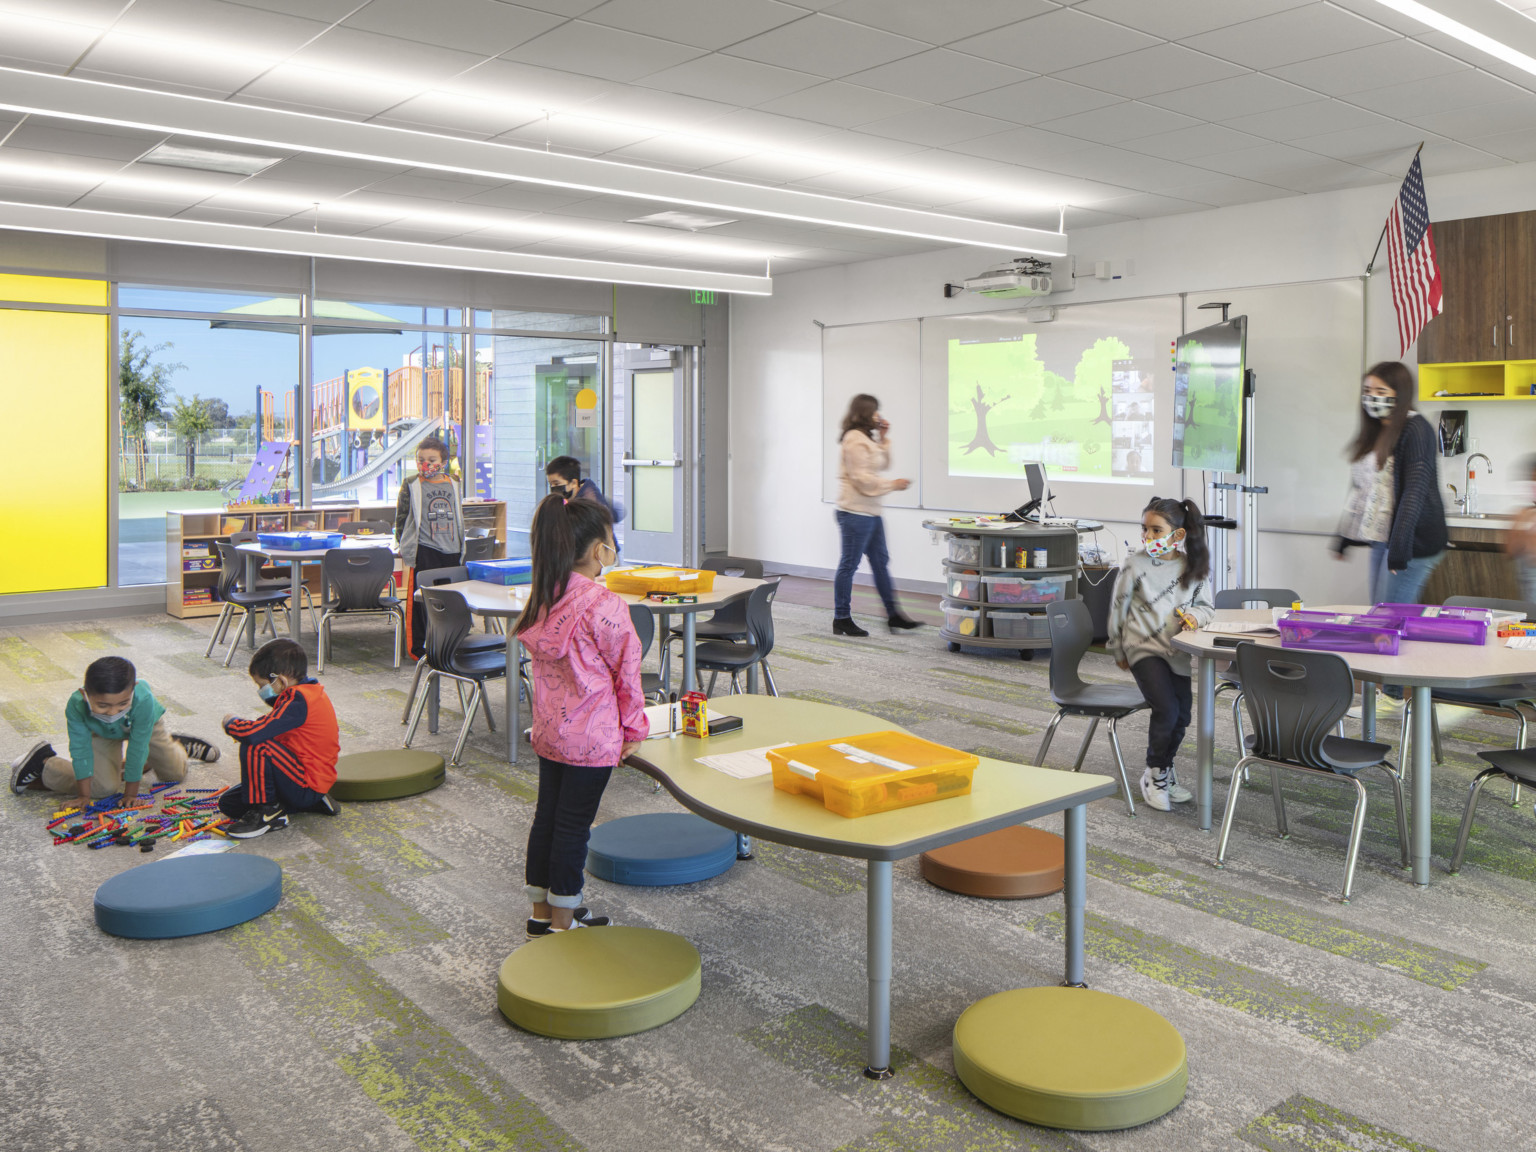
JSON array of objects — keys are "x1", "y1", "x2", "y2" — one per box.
[{"x1": 515, "y1": 493, "x2": 648, "y2": 937}]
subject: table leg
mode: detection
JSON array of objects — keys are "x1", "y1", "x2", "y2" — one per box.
[
  {"x1": 1410, "y1": 683, "x2": 1433, "y2": 887},
  {"x1": 682, "y1": 613, "x2": 697, "y2": 696},
  {"x1": 865, "y1": 858, "x2": 893, "y2": 1079},
  {"x1": 746, "y1": 661, "x2": 758, "y2": 695},
  {"x1": 243, "y1": 554, "x2": 260, "y2": 648},
  {"x1": 506, "y1": 633, "x2": 521, "y2": 765},
  {"x1": 428, "y1": 674, "x2": 440, "y2": 735},
  {"x1": 289, "y1": 560, "x2": 303, "y2": 639},
  {"x1": 1063, "y1": 803, "x2": 1087, "y2": 987},
  {"x1": 1361, "y1": 681, "x2": 1377, "y2": 744},
  {"x1": 657, "y1": 611, "x2": 673, "y2": 693},
  {"x1": 1197, "y1": 654, "x2": 1216, "y2": 832}
]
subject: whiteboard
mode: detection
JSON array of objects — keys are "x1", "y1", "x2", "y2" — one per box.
[{"x1": 821, "y1": 320, "x2": 921, "y2": 508}]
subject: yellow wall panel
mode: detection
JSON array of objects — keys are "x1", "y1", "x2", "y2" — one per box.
[
  {"x1": 0, "y1": 309, "x2": 109, "y2": 594},
  {"x1": 0, "y1": 273, "x2": 109, "y2": 307}
]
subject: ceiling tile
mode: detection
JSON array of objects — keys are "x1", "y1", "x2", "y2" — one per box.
[
  {"x1": 787, "y1": 128, "x2": 929, "y2": 162},
  {"x1": 224, "y1": 0, "x2": 364, "y2": 17},
  {"x1": 638, "y1": 54, "x2": 822, "y2": 104},
  {"x1": 111, "y1": 0, "x2": 329, "y2": 53},
  {"x1": 1036, "y1": 145, "x2": 1216, "y2": 193},
  {"x1": 1221, "y1": 99, "x2": 1390, "y2": 142},
  {"x1": 1409, "y1": 99, "x2": 1536, "y2": 141},
  {"x1": 1320, "y1": 0, "x2": 1427, "y2": 36},
  {"x1": 694, "y1": 108, "x2": 842, "y2": 149},
  {"x1": 949, "y1": 76, "x2": 1122, "y2": 125},
  {"x1": 1035, "y1": 102, "x2": 1201, "y2": 145},
  {"x1": 1061, "y1": 205, "x2": 1136, "y2": 228},
  {"x1": 1271, "y1": 162, "x2": 1388, "y2": 194},
  {"x1": 74, "y1": 32, "x2": 282, "y2": 93},
  {"x1": 3, "y1": 121, "x2": 166, "y2": 161},
  {"x1": 1144, "y1": 72, "x2": 1317, "y2": 118},
  {"x1": 368, "y1": 92, "x2": 541, "y2": 137},
  {"x1": 1267, "y1": 38, "x2": 1469, "y2": 97},
  {"x1": 857, "y1": 105, "x2": 1018, "y2": 146},
  {"x1": 581, "y1": 0, "x2": 804, "y2": 51},
  {"x1": 604, "y1": 134, "x2": 755, "y2": 169},
  {"x1": 502, "y1": 21, "x2": 704, "y2": 83},
  {"x1": 249, "y1": 157, "x2": 408, "y2": 195},
  {"x1": 950, "y1": 8, "x2": 1159, "y2": 73},
  {"x1": 1052, "y1": 43, "x2": 1247, "y2": 100},
  {"x1": 437, "y1": 58, "x2": 616, "y2": 107},
  {"x1": 1160, "y1": 174, "x2": 1290, "y2": 206},
  {"x1": 1467, "y1": 126, "x2": 1536, "y2": 163},
  {"x1": 0, "y1": 11, "x2": 114, "y2": 68},
  {"x1": 1283, "y1": 122, "x2": 1428, "y2": 165},
  {"x1": 724, "y1": 14, "x2": 930, "y2": 79},
  {"x1": 497, "y1": 116, "x2": 658, "y2": 153},
  {"x1": 69, "y1": 193, "x2": 186, "y2": 216},
  {"x1": 1410, "y1": 29, "x2": 1536, "y2": 94},
  {"x1": 1081, "y1": 190, "x2": 1209, "y2": 218},
  {"x1": 359, "y1": 171, "x2": 508, "y2": 201},
  {"x1": 285, "y1": 27, "x2": 488, "y2": 84},
  {"x1": 789, "y1": 169, "x2": 916, "y2": 196},
  {"x1": 498, "y1": 0, "x2": 609, "y2": 14},
  {"x1": 844, "y1": 48, "x2": 1033, "y2": 104},
  {"x1": 1120, "y1": 122, "x2": 1270, "y2": 161},
  {"x1": 237, "y1": 66, "x2": 425, "y2": 117},
  {"x1": 174, "y1": 204, "x2": 293, "y2": 226},
  {"x1": 1074, "y1": 0, "x2": 1312, "y2": 40},
  {"x1": 0, "y1": 0, "x2": 130, "y2": 23},
  {"x1": 1195, "y1": 141, "x2": 1374, "y2": 187},
  {"x1": 1179, "y1": 5, "x2": 1399, "y2": 70},
  {"x1": 1349, "y1": 66, "x2": 1529, "y2": 119},
  {"x1": 822, "y1": 0, "x2": 1054, "y2": 45},
  {"x1": 459, "y1": 183, "x2": 591, "y2": 211},
  {"x1": 945, "y1": 124, "x2": 1104, "y2": 164},
  {"x1": 343, "y1": 0, "x2": 565, "y2": 55},
  {"x1": 570, "y1": 87, "x2": 739, "y2": 131},
  {"x1": 1413, "y1": 139, "x2": 1510, "y2": 176},
  {"x1": 756, "y1": 81, "x2": 930, "y2": 128},
  {"x1": 698, "y1": 152, "x2": 840, "y2": 183}
]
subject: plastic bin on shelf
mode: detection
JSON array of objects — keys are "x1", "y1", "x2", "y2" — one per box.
[
  {"x1": 947, "y1": 537, "x2": 982, "y2": 566},
  {"x1": 256, "y1": 531, "x2": 343, "y2": 552},
  {"x1": 988, "y1": 610, "x2": 1051, "y2": 642},
  {"x1": 1278, "y1": 613, "x2": 1401, "y2": 655},
  {"x1": 1368, "y1": 603, "x2": 1491, "y2": 645},
  {"x1": 467, "y1": 558, "x2": 532, "y2": 586},
  {"x1": 604, "y1": 567, "x2": 717, "y2": 595},
  {"x1": 943, "y1": 602, "x2": 981, "y2": 638},
  {"x1": 984, "y1": 574, "x2": 1068, "y2": 605},
  {"x1": 947, "y1": 573, "x2": 983, "y2": 601},
  {"x1": 768, "y1": 731, "x2": 978, "y2": 818}
]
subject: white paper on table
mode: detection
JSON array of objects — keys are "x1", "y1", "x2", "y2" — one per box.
[
  {"x1": 1204, "y1": 621, "x2": 1279, "y2": 635},
  {"x1": 641, "y1": 702, "x2": 736, "y2": 738},
  {"x1": 162, "y1": 838, "x2": 236, "y2": 860},
  {"x1": 696, "y1": 743, "x2": 792, "y2": 779},
  {"x1": 1505, "y1": 635, "x2": 1536, "y2": 650}
]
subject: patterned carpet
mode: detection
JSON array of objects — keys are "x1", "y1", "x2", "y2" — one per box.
[{"x1": 3, "y1": 595, "x2": 1535, "y2": 1152}]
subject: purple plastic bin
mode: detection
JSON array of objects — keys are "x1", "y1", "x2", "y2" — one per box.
[
  {"x1": 1366, "y1": 604, "x2": 1489, "y2": 645},
  {"x1": 1278, "y1": 614, "x2": 1401, "y2": 655}
]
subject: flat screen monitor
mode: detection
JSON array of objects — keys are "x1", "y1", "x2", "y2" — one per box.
[{"x1": 1171, "y1": 315, "x2": 1246, "y2": 474}]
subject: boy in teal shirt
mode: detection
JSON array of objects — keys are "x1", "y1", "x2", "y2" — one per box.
[{"x1": 9, "y1": 657, "x2": 219, "y2": 803}]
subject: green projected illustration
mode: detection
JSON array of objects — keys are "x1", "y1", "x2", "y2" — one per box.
[
  {"x1": 1172, "y1": 319, "x2": 1244, "y2": 473},
  {"x1": 948, "y1": 333, "x2": 1147, "y2": 482}
]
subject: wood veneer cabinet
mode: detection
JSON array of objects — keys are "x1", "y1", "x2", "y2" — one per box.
[{"x1": 1417, "y1": 210, "x2": 1536, "y2": 365}]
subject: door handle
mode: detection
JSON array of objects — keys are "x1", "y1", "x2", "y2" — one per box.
[
  {"x1": 621, "y1": 458, "x2": 681, "y2": 467},
  {"x1": 1494, "y1": 324, "x2": 1500, "y2": 348}
]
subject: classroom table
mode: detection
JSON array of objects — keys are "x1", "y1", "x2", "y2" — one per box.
[
  {"x1": 610, "y1": 575, "x2": 768, "y2": 697},
  {"x1": 234, "y1": 538, "x2": 400, "y2": 648},
  {"x1": 1174, "y1": 606, "x2": 1536, "y2": 887},
  {"x1": 628, "y1": 695, "x2": 1116, "y2": 1078}
]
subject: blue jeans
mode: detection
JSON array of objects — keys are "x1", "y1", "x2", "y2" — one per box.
[
  {"x1": 834, "y1": 510, "x2": 898, "y2": 619},
  {"x1": 1368, "y1": 543, "x2": 1444, "y2": 605}
]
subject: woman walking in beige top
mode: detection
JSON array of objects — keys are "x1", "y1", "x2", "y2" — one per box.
[{"x1": 833, "y1": 394, "x2": 922, "y2": 636}]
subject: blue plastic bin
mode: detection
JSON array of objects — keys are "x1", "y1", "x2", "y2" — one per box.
[
  {"x1": 467, "y1": 558, "x2": 533, "y2": 585},
  {"x1": 257, "y1": 531, "x2": 344, "y2": 551}
]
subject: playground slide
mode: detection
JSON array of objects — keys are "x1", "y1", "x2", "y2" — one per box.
[{"x1": 312, "y1": 416, "x2": 443, "y2": 498}]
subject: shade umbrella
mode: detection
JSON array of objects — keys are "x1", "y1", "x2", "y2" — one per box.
[{"x1": 209, "y1": 298, "x2": 403, "y2": 336}]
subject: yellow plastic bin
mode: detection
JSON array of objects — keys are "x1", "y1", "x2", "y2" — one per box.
[
  {"x1": 768, "y1": 731, "x2": 978, "y2": 817},
  {"x1": 604, "y1": 567, "x2": 717, "y2": 595}
]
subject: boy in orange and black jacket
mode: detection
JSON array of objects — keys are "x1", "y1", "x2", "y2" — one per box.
[{"x1": 220, "y1": 639, "x2": 341, "y2": 838}]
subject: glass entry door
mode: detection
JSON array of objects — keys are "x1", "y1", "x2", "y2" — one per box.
[{"x1": 621, "y1": 348, "x2": 686, "y2": 563}]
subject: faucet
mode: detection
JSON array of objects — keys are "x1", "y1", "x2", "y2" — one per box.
[
  {"x1": 1446, "y1": 482, "x2": 1462, "y2": 513},
  {"x1": 1465, "y1": 453, "x2": 1491, "y2": 515}
]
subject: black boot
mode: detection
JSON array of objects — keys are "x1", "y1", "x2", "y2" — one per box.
[
  {"x1": 888, "y1": 613, "x2": 923, "y2": 632},
  {"x1": 833, "y1": 616, "x2": 869, "y2": 637}
]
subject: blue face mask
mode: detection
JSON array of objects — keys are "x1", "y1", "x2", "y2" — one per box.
[{"x1": 258, "y1": 683, "x2": 279, "y2": 705}]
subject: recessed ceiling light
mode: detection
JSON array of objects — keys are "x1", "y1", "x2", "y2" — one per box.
[
  {"x1": 139, "y1": 142, "x2": 280, "y2": 176},
  {"x1": 628, "y1": 210, "x2": 739, "y2": 231}
]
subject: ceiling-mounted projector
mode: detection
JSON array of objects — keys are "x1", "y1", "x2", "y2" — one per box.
[{"x1": 946, "y1": 256, "x2": 1067, "y2": 299}]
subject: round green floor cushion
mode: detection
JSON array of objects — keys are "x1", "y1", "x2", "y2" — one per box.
[
  {"x1": 330, "y1": 750, "x2": 445, "y2": 801},
  {"x1": 953, "y1": 987, "x2": 1187, "y2": 1131},
  {"x1": 497, "y1": 926, "x2": 701, "y2": 1040}
]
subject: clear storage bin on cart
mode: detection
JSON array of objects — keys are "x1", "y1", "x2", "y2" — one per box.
[
  {"x1": 946, "y1": 572, "x2": 982, "y2": 601},
  {"x1": 943, "y1": 602, "x2": 981, "y2": 637},
  {"x1": 983, "y1": 574, "x2": 1068, "y2": 606},
  {"x1": 947, "y1": 537, "x2": 982, "y2": 566},
  {"x1": 988, "y1": 609, "x2": 1051, "y2": 641}
]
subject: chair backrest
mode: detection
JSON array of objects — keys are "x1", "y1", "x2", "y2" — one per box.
[
  {"x1": 1235, "y1": 643, "x2": 1354, "y2": 770},
  {"x1": 1445, "y1": 594, "x2": 1536, "y2": 621},
  {"x1": 214, "y1": 540, "x2": 256, "y2": 599},
  {"x1": 463, "y1": 535, "x2": 497, "y2": 562},
  {"x1": 1044, "y1": 599, "x2": 1094, "y2": 702},
  {"x1": 228, "y1": 530, "x2": 259, "y2": 546},
  {"x1": 420, "y1": 587, "x2": 477, "y2": 674},
  {"x1": 322, "y1": 547, "x2": 394, "y2": 610},
  {"x1": 465, "y1": 527, "x2": 491, "y2": 539},
  {"x1": 702, "y1": 554, "x2": 765, "y2": 579},
  {"x1": 628, "y1": 602, "x2": 655, "y2": 659},
  {"x1": 703, "y1": 588, "x2": 752, "y2": 630},
  {"x1": 418, "y1": 565, "x2": 469, "y2": 587},
  {"x1": 1213, "y1": 587, "x2": 1301, "y2": 610},
  {"x1": 744, "y1": 580, "x2": 778, "y2": 658},
  {"x1": 340, "y1": 520, "x2": 393, "y2": 537}
]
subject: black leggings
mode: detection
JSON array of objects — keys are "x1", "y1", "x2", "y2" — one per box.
[
  {"x1": 525, "y1": 757, "x2": 613, "y2": 906},
  {"x1": 1129, "y1": 657, "x2": 1192, "y2": 770}
]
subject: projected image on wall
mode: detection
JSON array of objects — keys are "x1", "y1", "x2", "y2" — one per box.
[{"x1": 947, "y1": 333, "x2": 1154, "y2": 483}]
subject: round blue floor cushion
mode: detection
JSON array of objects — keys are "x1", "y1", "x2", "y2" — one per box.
[
  {"x1": 94, "y1": 854, "x2": 283, "y2": 939},
  {"x1": 585, "y1": 812, "x2": 737, "y2": 886}
]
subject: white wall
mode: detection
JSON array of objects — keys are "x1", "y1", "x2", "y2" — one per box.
[{"x1": 730, "y1": 157, "x2": 1536, "y2": 605}]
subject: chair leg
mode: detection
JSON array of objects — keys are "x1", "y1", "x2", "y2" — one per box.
[
  {"x1": 317, "y1": 612, "x2": 330, "y2": 674},
  {"x1": 1431, "y1": 704, "x2": 1443, "y2": 765},
  {"x1": 1398, "y1": 697, "x2": 1412, "y2": 776},
  {"x1": 760, "y1": 661, "x2": 779, "y2": 697},
  {"x1": 205, "y1": 604, "x2": 233, "y2": 658},
  {"x1": 404, "y1": 670, "x2": 436, "y2": 748},
  {"x1": 1106, "y1": 717, "x2": 1136, "y2": 817},
  {"x1": 1035, "y1": 711, "x2": 1065, "y2": 766},
  {"x1": 1215, "y1": 756, "x2": 1255, "y2": 866},
  {"x1": 1378, "y1": 764, "x2": 1410, "y2": 869},
  {"x1": 263, "y1": 605, "x2": 277, "y2": 637},
  {"x1": 706, "y1": 670, "x2": 719, "y2": 697},
  {"x1": 451, "y1": 684, "x2": 483, "y2": 765},
  {"x1": 222, "y1": 608, "x2": 246, "y2": 669},
  {"x1": 1512, "y1": 709, "x2": 1528, "y2": 806},
  {"x1": 402, "y1": 659, "x2": 428, "y2": 724},
  {"x1": 1340, "y1": 776, "x2": 1370, "y2": 902},
  {"x1": 302, "y1": 585, "x2": 319, "y2": 632},
  {"x1": 1069, "y1": 718, "x2": 1100, "y2": 773},
  {"x1": 1450, "y1": 767, "x2": 1505, "y2": 873},
  {"x1": 1268, "y1": 765, "x2": 1289, "y2": 838},
  {"x1": 480, "y1": 682, "x2": 496, "y2": 733},
  {"x1": 392, "y1": 611, "x2": 403, "y2": 671},
  {"x1": 455, "y1": 680, "x2": 470, "y2": 729},
  {"x1": 1231, "y1": 691, "x2": 1250, "y2": 782},
  {"x1": 728, "y1": 672, "x2": 741, "y2": 695}
]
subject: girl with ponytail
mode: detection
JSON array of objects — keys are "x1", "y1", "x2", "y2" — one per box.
[
  {"x1": 514, "y1": 494, "x2": 647, "y2": 936},
  {"x1": 1106, "y1": 496, "x2": 1215, "y2": 812}
]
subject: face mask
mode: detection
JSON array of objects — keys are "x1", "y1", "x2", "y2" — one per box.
[
  {"x1": 1143, "y1": 533, "x2": 1181, "y2": 559},
  {"x1": 597, "y1": 542, "x2": 618, "y2": 576},
  {"x1": 418, "y1": 462, "x2": 442, "y2": 478},
  {"x1": 90, "y1": 707, "x2": 131, "y2": 724},
  {"x1": 258, "y1": 683, "x2": 279, "y2": 705},
  {"x1": 1362, "y1": 394, "x2": 1395, "y2": 420}
]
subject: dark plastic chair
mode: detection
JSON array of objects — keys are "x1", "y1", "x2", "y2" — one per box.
[
  {"x1": 400, "y1": 566, "x2": 508, "y2": 724},
  {"x1": 1211, "y1": 587, "x2": 1300, "y2": 754},
  {"x1": 628, "y1": 603, "x2": 667, "y2": 703},
  {"x1": 404, "y1": 588, "x2": 507, "y2": 765},
  {"x1": 701, "y1": 555, "x2": 765, "y2": 579},
  {"x1": 318, "y1": 547, "x2": 405, "y2": 673},
  {"x1": 228, "y1": 530, "x2": 317, "y2": 628},
  {"x1": 463, "y1": 535, "x2": 497, "y2": 562},
  {"x1": 1216, "y1": 645, "x2": 1408, "y2": 901},
  {"x1": 208, "y1": 541, "x2": 291, "y2": 669},
  {"x1": 1451, "y1": 745, "x2": 1536, "y2": 871},
  {"x1": 665, "y1": 558, "x2": 767, "y2": 650},
  {"x1": 1036, "y1": 599, "x2": 1146, "y2": 817},
  {"x1": 691, "y1": 582, "x2": 780, "y2": 697},
  {"x1": 339, "y1": 520, "x2": 393, "y2": 537}
]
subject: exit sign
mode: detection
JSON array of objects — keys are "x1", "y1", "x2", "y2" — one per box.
[{"x1": 692, "y1": 290, "x2": 717, "y2": 305}]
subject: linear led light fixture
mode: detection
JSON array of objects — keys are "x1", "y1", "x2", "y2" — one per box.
[
  {"x1": 1364, "y1": 0, "x2": 1536, "y2": 76},
  {"x1": 0, "y1": 201, "x2": 773, "y2": 295},
  {"x1": 0, "y1": 68, "x2": 1066, "y2": 256}
]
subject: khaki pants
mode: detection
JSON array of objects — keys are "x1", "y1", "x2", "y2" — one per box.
[{"x1": 41, "y1": 717, "x2": 189, "y2": 799}]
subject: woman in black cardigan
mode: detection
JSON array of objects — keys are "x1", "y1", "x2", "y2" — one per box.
[{"x1": 1332, "y1": 361, "x2": 1447, "y2": 603}]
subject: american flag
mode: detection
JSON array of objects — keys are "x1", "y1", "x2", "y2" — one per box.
[{"x1": 1384, "y1": 153, "x2": 1442, "y2": 357}]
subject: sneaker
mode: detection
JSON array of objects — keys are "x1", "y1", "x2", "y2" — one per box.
[
  {"x1": 1167, "y1": 766, "x2": 1193, "y2": 805},
  {"x1": 172, "y1": 733, "x2": 220, "y2": 763},
  {"x1": 9, "y1": 741, "x2": 53, "y2": 794},
  {"x1": 312, "y1": 794, "x2": 341, "y2": 817},
  {"x1": 224, "y1": 804, "x2": 289, "y2": 839},
  {"x1": 1140, "y1": 767, "x2": 1172, "y2": 812},
  {"x1": 526, "y1": 908, "x2": 601, "y2": 939},
  {"x1": 546, "y1": 917, "x2": 612, "y2": 934}
]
